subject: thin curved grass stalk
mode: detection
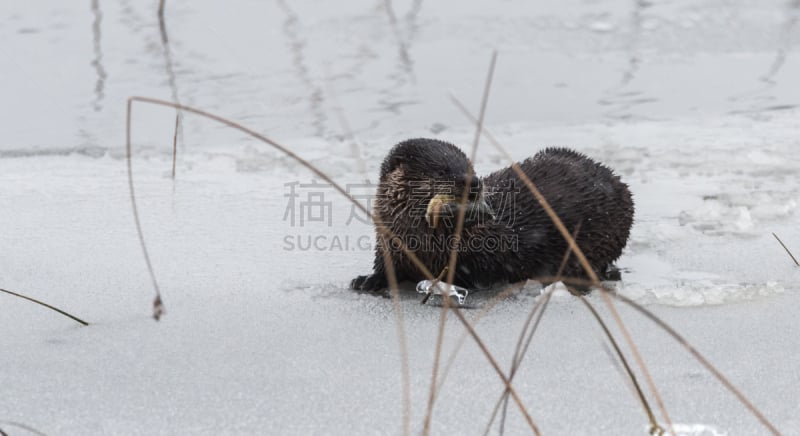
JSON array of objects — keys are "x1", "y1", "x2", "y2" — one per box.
[
  {"x1": 495, "y1": 224, "x2": 583, "y2": 435},
  {"x1": 423, "y1": 50, "x2": 497, "y2": 436},
  {"x1": 449, "y1": 95, "x2": 674, "y2": 434},
  {"x1": 577, "y1": 296, "x2": 659, "y2": 433},
  {"x1": 433, "y1": 280, "x2": 529, "y2": 395},
  {"x1": 0, "y1": 421, "x2": 47, "y2": 436},
  {"x1": 126, "y1": 96, "x2": 417, "y2": 430},
  {"x1": 380, "y1": 238, "x2": 410, "y2": 436},
  {"x1": 127, "y1": 97, "x2": 435, "y2": 277},
  {"x1": 126, "y1": 96, "x2": 538, "y2": 433},
  {"x1": 157, "y1": 0, "x2": 166, "y2": 26},
  {"x1": 431, "y1": 287, "x2": 532, "y2": 435},
  {"x1": 125, "y1": 96, "x2": 538, "y2": 434},
  {"x1": 0, "y1": 287, "x2": 89, "y2": 326},
  {"x1": 126, "y1": 99, "x2": 165, "y2": 321},
  {"x1": 512, "y1": 152, "x2": 674, "y2": 433},
  {"x1": 772, "y1": 232, "x2": 799, "y2": 266},
  {"x1": 599, "y1": 334, "x2": 639, "y2": 399},
  {"x1": 558, "y1": 275, "x2": 780, "y2": 434},
  {"x1": 449, "y1": 305, "x2": 541, "y2": 435},
  {"x1": 486, "y1": 288, "x2": 552, "y2": 436},
  {"x1": 436, "y1": 239, "x2": 608, "y2": 398},
  {"x1": 171, "y1": 113, "x2": 179, "y2": 179},
  {"x1": 156, "y1": 0, "x2": 183, "y2": 175},
  {"x1": 420, "y1": 266, "x2": 449, "y2": 305},
  {"x1": 426, "y1": 304, "x2": 539, "y2": 435},
  {"x1": 614, "y1": 292, "x2": 781, "y2": 435}
]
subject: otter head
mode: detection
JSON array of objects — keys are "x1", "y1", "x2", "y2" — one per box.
[{"x1": 376, "y1": 138, "x2": 494, "y2": 230}]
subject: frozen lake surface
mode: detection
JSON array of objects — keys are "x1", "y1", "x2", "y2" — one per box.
[{"x1": 1, "y1": 0, "x2": 799, "y2": 434}]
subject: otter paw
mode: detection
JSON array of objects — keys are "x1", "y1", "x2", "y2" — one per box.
[
  {"x1": 350, "y1": 274, "x2": 388, "y2": 292},
  {"x1": 565, "y1": 283, "x2": 593, "y2": 296}
]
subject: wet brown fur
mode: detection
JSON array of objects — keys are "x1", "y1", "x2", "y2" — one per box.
[{"x1": 350, "y1": 138, "x2": 634, "y2": 293}]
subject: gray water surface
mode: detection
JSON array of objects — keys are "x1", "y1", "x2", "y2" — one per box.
[{"x1": 1, "y1": 0, "x2": 799, "y2": 157}]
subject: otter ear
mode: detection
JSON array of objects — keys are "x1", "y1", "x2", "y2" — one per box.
[
  {"x1": 385, "y1": 164, "x2": 405, "y2": 185},
  {"x1": 379, "y1": 152, "x2": 403, "y2": 180}
]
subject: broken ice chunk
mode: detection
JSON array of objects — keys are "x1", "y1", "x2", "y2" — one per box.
[{"x1": 416, "y1": 280, "x2": 469, "y2": 305}]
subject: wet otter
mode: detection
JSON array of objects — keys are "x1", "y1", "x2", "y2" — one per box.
[{"x1": 350, "y1": 138, "x2": 634, "y2": 293}]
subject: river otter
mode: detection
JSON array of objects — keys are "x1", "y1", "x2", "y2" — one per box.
[{"x1": 350, "y1": 138, "x2": 634, "y2": 293}]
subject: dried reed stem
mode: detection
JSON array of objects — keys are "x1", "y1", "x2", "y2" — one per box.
[
  {"x1": 450, "y1": 94, "x2": 674, "y2": 433},
  {"x1": 0, "y1": 287, "x2": 88, "y2": 326},
  {"x1": 126, "y1": 96, "x2": 537, "y2": 434},
  {"x1": 424, "y1": 51, "x2": 498, "y2": 435},
  {"x1": 772, "y1": 232, "x2": 799, "y2": 266}
]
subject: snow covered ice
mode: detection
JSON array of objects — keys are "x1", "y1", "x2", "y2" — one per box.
[{"x1": 1, "y1": 0, "x2": 800, "y2": 434}]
